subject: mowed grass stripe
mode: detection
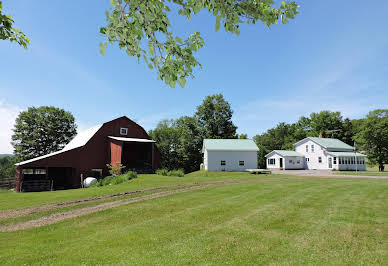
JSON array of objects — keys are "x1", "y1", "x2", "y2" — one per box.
[{"x1": 0, "y1": 178, "x2": 386, "y2": 265}]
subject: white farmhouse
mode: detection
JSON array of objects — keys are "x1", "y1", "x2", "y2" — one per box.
[
  {"x1": 266, "y1": 137, "x2": 366, "y2": 171},
  {"x1": 202, "y1": 139, "x2": 259, "y2": 171}
]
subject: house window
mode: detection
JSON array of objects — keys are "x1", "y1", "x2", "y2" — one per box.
[
  {"x1": 239, "y1": 161, "x2": 245, "y2": 166},
  {"x1": 289, "y1": 160, "x2": 293, "y2": 164},
  {"x1": 333, "y1": 157, "x2": 337, "y2": 164},
  {"x1": 268, "y1": 159, "x2": 275, "y2": 165},
  {"x1": 120, "y1": 127, "x2": 128, "y2": 135},
  {"x1": 306, "y1": 158, "x2": 309, "y2": 162},
  {"x1": 221, "y1": 160, "x2": 226, "y2": 166},
  {"x1": 318, "y1": 157, "x2": 322, "y2": 163},
  {"x1": 311, "y1": 144, "x2": 314, "y2": 152},
  {"x1": 297, "y1": 160, "x2": 300, "y2": 164},
  {"x1": 306, "y1": 145, "x2": 308, "y2": 152}
]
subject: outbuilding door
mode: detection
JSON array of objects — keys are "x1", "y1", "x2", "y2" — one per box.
[{"x1": 279, "y1": 158, "x2": 283, "y2": 168}]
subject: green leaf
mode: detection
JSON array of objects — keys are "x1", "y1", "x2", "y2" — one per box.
[
  {"x1": 215, "y1": 16, "x2": 221, "y2": 32},
  {"x1": 99, "y1": 42, "x2": 106, "y2": 56},
  {"x1": 178, "y1": 77, "x2": 186, "y2": 88},
  {"x1": 175, "y1": 37, "x2": 183, "y2": 44}
]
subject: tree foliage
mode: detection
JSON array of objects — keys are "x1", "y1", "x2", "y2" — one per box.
[
  {"x1": 100, "y1": 0, "x2": 299, "y2": 88},
  {"x1": 0, "y1": 1, "x2": 29, "y2": 48},
  {"x1": 195, "y1": 93, "x2": 237, "y2": 139},
  {"x1": 0, "y1": 156, "x2": 16, "y2": 179},
  {"x1": 11, "y1": 106, "x2": 77, "y2": 161},
  {"x1": 355, "y1": 109, "x2": 388, "y2": 170},
  {"x1": 149, "y1": 93, "x2": 237, "y2": 172}
]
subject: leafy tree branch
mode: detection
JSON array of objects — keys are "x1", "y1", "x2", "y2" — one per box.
[
  {"x1": 100, "y1": 0, "x2": 299, "y2": 88},
  {"x1": 0, "y1": 1, "x2": 29, "y2": 48}
]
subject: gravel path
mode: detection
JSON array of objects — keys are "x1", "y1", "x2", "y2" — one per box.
[{"x1": 0, "y1": 178, "x2": 292, "y2": 232}]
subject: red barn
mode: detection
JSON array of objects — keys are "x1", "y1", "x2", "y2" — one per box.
[{"x1": 15, "y1": 116, "x2": 161, "y2": 192}]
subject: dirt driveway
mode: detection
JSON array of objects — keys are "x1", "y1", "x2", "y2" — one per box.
[{"x1": 271, "y1": 169, "x2": 388, "y2": 179}]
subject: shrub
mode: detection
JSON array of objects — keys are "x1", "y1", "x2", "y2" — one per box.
[
  {"x1": 93, "y1": 171, "x2": 137, "y2": 187},
  {"x1": 156, "y1": 169, "x2": 169, "y2": 176},
  {"x1": 167, "y1": 169, "x2": 184, "y2": 177},
  {"x1": 106, "y1": 163, "x2": 125, "y2": 175}
]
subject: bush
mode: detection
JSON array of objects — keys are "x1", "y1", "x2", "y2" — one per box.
[
  {"x1": 93, "y1": 171, "x2": 137, "y2": 187},
  {"x1": 167, "y1": 169, "x2": 184, "y2": 177},
  {"x1": 156, "y1": 169, "x2": 169, "y2": 176}
]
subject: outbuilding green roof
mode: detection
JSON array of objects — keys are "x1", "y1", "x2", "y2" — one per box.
[
  {"x1": 203, "y1": 139, "x2": 259, "y2": 151},
  {"x1": 296, "y1": 137, "x2": 354, "y2": 150},
  {"x1": 265, "y1": 150, "x2": 304, "y2": 157}
]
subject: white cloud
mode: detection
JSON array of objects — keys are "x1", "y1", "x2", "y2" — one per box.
[{"x1": 0, "y1": 101, "x2": 22, "y2": 154}]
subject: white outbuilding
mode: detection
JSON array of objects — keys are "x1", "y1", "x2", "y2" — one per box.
[
  {"x1": 265, "y1": 150, "x2": 305, "y2": 170},
  {"x1": 202, "y1": 139, "x2": 259, "y2": 171}
]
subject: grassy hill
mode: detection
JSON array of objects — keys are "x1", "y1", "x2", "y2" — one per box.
[
  {"x1": 0, "y1": 171, "x2": 386, "y2": 264},
  {"x1": 0, "y1": 154, "x2": 12, "y2": 158}
]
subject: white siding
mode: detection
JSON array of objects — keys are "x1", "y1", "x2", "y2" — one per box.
[
  {"x1": 266, "y1": 154, "x2": 304, "y2": 169},
  {"x1": 284, "y1": 156, "x2": 304, "y2": 169},
  {"x1": 295, "y1": 139, "x2": 329, "y2": 170},
  {"x1": 205, "y1": 150, "x2": 257, "y2": 171},
  {"x1": 266, "y1": 154, "x2": 282, "y2": 169}
]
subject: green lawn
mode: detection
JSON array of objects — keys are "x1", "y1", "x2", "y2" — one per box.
[
  {"x1": 0, "y1": 172, "x2": 387, "y2": 265},
  {"x1": 0, "y1": 171, "x2": 275, "y2": 211}
]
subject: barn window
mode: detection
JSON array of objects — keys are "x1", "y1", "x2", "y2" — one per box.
[
  {"x1": 239, "y1": 161, "x2": 244, "y2": 166},
  {"x1": 221, "y1": 160, "x2": 226, "y2": 166},
  {"x1": 297, "y1": 160, "x2": 300, "y2": 164},
  {"x1": 120, "y1": 127, "x2": 128, "y2": 135},
  {"x1": 289, "y1": 160, "x2": 293, "y2": 163},
  {"x1": 22, "y1": 169, "x2": 34, "y2": 174},
  {"x1": 34, "y1": 169, "x2": 46, "y2": 175},
  {"x1": 318, "y1": 157, "x2": 322, "y2": 163}
]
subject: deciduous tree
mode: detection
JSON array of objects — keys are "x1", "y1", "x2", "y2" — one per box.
[
  {"x1": 11, "y1": 106, "x2": 77, "y2": 161},
  {"x1": 195, "y1": 94, "x2": 237, "y2": 139},
  {"x1": 355, "y1": 109, "x2": 388, "y2": 171}
]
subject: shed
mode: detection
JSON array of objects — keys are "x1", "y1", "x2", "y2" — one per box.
[
  {"x1": 202, "y1": 139, "x2": 259, "y2": 171},
  {"x1": 15, "y1": 116, "x2": 161, "y2": 192},
  {"x1": 265, "y1": 150, "x2": 304, "y2": 170}
]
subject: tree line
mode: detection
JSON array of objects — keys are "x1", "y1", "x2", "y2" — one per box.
[{"x1": 0, "y1": 95, "x2": 387, "y2": 180}]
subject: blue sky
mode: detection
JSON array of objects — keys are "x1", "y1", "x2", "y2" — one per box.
[{"x1": 1, "y1": 0, "x2": 388, "y2": 153}]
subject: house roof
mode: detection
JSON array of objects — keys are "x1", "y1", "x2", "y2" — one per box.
[
  {"x1": 294, "y1": 137, "x2": 354, "y2": 150},
  {"x1": 108, "y1": 136, "x2": 155, "y2": 143},
  {"x1": 203, "y1": 139, "x2": 259, "y2": 151},
  {"x1": 16, "y1": 124, "x2": 102, "y2": 166},
  {"x1": 265, "y1": 150, "x2": 304, "y2": 158},
  {"x1": 327, "y1": 151, "x2": 366, "y2": 157}
]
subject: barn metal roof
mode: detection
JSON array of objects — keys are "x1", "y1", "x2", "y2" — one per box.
[
  {"x1": 108, "y1": 136, "x2": 155, "y2": 143},
  {"x1": 265, "y1": 150, "x2": 304, "y2": 158},
  {"x1": 203, "y1": 139, "x2": 259, "y2": 151},
  {"x1": 15, "y1": 124, "x2": 102, "y2": 166},
  {"x1": 294, "y1": 137, "x2": 354, "y2": 150}
]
